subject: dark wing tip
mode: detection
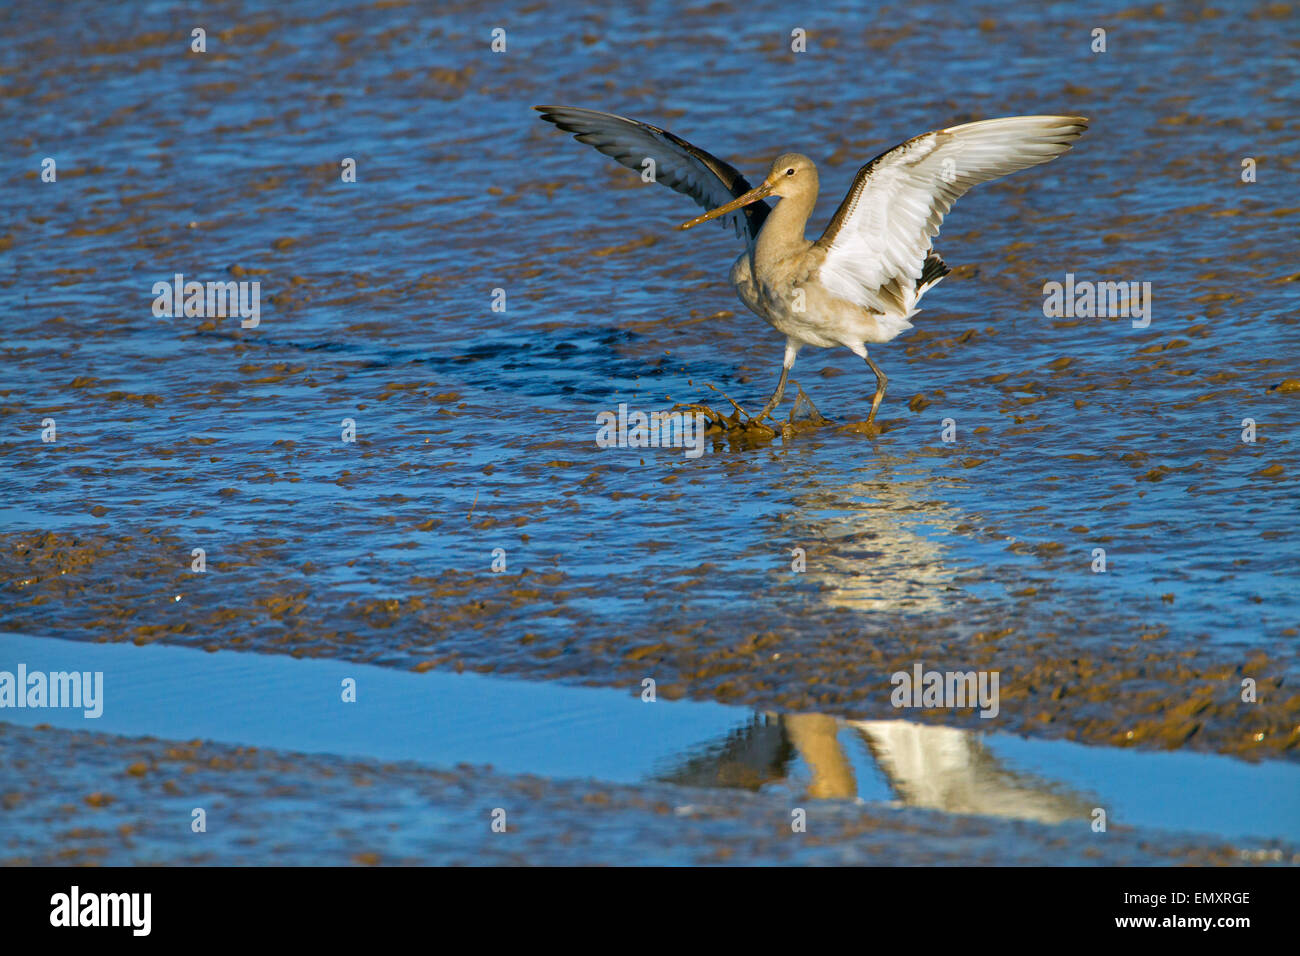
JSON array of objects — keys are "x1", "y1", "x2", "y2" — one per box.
[{"x1": 533, "y1": 105, "x2": 575, "y2": 123}]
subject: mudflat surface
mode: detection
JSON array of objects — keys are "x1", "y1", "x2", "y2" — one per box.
[
  {"x1": 5, "y1": 723, "x2": 1289, "y2": 866},
  {"x1": 1, "y1": 0, "x2": 1297, "y2": 864}
]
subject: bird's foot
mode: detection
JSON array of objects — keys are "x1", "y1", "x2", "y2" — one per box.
[
  {"x1": 787, "y1": 384, "x2": 831, "y2": 427},
  {"x1": 679, "y1": 382, "x2": 840, "y2": 439},
  {"x1": 671, "y1": 397, "x2": 773, "y2": 439},
  {"x1": 671, "y1": 401, "x2": 734, "y2": 430},
  {"x1": 698, "y1": 383, "x2": 778, "y2": 436},
  {"x1": 679, "y1": 383, "x2": 846, "y2": 440}
]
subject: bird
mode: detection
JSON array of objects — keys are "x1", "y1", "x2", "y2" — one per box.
[{"x1": 534, "y1": 105, "x2": 1088, "y2": 428}]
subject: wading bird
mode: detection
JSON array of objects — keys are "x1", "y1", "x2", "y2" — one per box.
[{"x1": 535, "y1": 106, "x2": 1087, "y2": 427}]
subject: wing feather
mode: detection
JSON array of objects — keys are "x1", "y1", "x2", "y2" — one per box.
[
  {"x1": 534, "y1": 105, "x2": 770, "y2": 244},
  {"x1": 816, "y1": 115, "x2": 1088, "y2": 314}
]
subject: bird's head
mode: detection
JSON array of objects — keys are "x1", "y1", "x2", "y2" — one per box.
[
  {"x1": 762, "y1": 153, "x2": 817, "y2": 198},
  {"x1": 679, "y1": 153, "x2": 818, "y2": 230}
]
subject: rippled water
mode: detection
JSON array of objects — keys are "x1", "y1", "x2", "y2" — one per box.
[{"x1": 2, "y1": 0, "x2": 1297, "y2": 863}]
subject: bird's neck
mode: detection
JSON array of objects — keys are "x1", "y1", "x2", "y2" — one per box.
[{"x1": 754, "y1": 191, "x2": 816, "y2": 274}]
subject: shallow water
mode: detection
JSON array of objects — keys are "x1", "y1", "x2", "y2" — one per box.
[
  {"x1": 1, "y1": 0, "x2": 1298, "y2": 864},
  {"x1": 4, "y1": 632, "x2": 1298, "y2": 850}
]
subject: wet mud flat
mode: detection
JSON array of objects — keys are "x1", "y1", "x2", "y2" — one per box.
[
  {"x1": 3, "y1": 722, "x2": 1290, "y2": 867},
  {"x1": 2, "y1": 0, "x2": 1299, "y2": 865},
  {"x1": 4, "y1": 631, "x2": 1296, "y2": 853},
  {"x1": 2, "y1": 514, "x2": 1296, "y2": 763}
]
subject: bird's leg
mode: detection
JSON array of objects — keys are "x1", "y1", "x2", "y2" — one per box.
[
  {"x1": 864, "y1": 354, "x2": 888, "y2": 425},
  {"x1": 751, "y1": 365, "x2": 789, "y2": 423},
  {"x1": 751, "y1": 340, "x2": 800, "y2": 424}
]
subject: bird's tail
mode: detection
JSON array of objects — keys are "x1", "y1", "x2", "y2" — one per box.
[{"x1": 917, "y1": 253, "x2": 950, "y2": 296}]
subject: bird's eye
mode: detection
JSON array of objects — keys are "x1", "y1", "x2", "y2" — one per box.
[{"x1": 785, "y1": 168, "x2": 795, "y2": 176}]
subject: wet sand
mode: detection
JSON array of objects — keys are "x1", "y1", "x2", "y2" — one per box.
[
  {"x1": 5, "y1": 723, "x2": 1290, "y2": 866},
  {"x1": 2, "y1": 0, "x2": 1298, "y2": 863}
]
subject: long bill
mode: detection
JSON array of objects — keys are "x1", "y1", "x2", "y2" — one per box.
[{"x1": 678, "y1": 181, "x2": 774, "y2": 231}]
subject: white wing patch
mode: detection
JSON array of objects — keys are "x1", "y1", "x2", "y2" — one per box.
[{"x1": 817, "y1": 116, "x2": 1088, "y2": 317}]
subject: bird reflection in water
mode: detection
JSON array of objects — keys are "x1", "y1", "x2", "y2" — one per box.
[{"x1": 658, "y1": 712, "x2": 1096, "y2": 826}]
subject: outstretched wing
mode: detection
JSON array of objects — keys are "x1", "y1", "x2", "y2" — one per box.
[
  {"x1": 816, "y1": 115, "x2": 1088, "y2": 314},
  {"x1": 534, "y1": 105, "x2": 770, "y2": 244}
]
